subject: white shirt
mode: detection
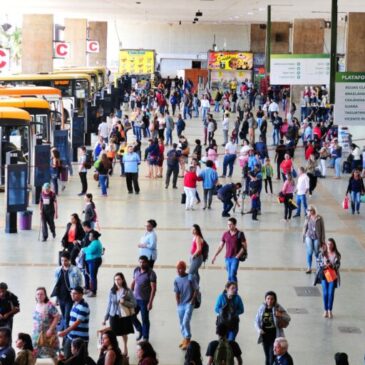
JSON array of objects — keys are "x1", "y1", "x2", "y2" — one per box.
[
  {"x1": 296, "y1": 173, "x2": 310, "y2": 195},
  {"x1": 201, "y1": 99, "x2": 210, "y2": 108},
  {"x1": 225, "y1": 142, "x2": 237, "y2": 155},
  {"x1": 98, "y1": 122, "x2": 109, "y2": 138},
  {"x1": 268, "y1": 102, "x2": 279, "y2": 113},
  {"x1": 240, "y1": 145, "x2": 252, "y2": 156},
  {"x1": 222, "y1": 117, "x2": 229, "y2": 131}
]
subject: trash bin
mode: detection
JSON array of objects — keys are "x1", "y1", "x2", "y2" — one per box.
[
  {"x1": 60, "y1": 166, "x2": 68, "y2": 182},
  {"x1": 18, "y1": 210, "x2": 33, "y2": 230}
]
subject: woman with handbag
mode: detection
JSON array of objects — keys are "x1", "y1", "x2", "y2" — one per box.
[
  {"x1": 103, "y1": 273, "x2": 136, "y2": 357},
  {"x1": 32, "y1": 287, "x2": 60, "y2": 361},
  {"x1": 61, "y1": 213, "x2": 84, "y2": 259},
  {"x1": 345, "y1": 169, "x2": 365, "y2": 214},
  {"x1": 254, "y1": 291, "x2": 291, "y2": 365},
  {"x1": 188, "y1": 224, "x2": 204, "y2": 284},
  {"x1": 314, "y1": 238, "x2": 341, "y2": 319},
  {"x1": 214, "y1": 282, "x2": 244, "y2": 341}
]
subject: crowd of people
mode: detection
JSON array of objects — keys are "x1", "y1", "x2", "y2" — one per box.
[{"x1": 1, "y1": 76, "x2": 363, "y2": 365}]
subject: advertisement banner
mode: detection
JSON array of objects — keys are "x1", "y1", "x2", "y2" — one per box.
[
  {"x1": 208, "y1": 51, "x2": 253, "y2": 71},
  {"x1": 270, "y1": 54, "x2": 330, "y2": 85},
  {"x1": 119, "y1": 49, "x2": 155, "y2": 75},
  {"x1": 335, "y1": 72, "x2": 365, "y2": 125}
]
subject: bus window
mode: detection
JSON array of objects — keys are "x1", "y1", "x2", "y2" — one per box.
[
  {"x1": 1, "y1": 125, "x2": 29, "y2": 161},
  {"x1": 75, "y1": 80, "x2": 88, "y2": 117}
]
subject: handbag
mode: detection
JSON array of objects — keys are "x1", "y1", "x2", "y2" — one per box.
[
  {"x1": 37, "y1": 330, "x2": 57, "y2": 348},
  {"x1": 277, "y1": 192, "x2": 285, "y2": 204},
  {"x1": 181, "y1": 193, "x2": 186, "y2": 204},
  {"x1": 342, "y1": 196, "x2": 349, "y2": 210},
  {"x1": 120, "y1": 303, "x2": 135, "y2": 317},
  {"x1": 93, "y1": 172, "x2": 99, "y2": 181},
  {"x1": 324, "y1": 267, "x2": 337, "y2": 282}
]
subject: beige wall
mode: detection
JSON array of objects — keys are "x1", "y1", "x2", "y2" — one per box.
[
  {"x1": 64, "y1": 18, "x2": 87, "y2": 66},
  {"x1": 293, "y1": 19, "x2": 325, "y2": 54},
  {"x1": 346, "y1": 13, "x2": 365, "y2": 72},
  {"x1": 22, "y1": 14, "x2": 53, "y2": 73},
  {"x1": 88, "y1": 21, "x2": 108, "y2": 66}
]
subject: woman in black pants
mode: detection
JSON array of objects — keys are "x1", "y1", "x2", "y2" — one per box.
[
  {"x1": 281, "y1": 173, "x2": 295, "y2": 221},
  {"x1": 306, "y1": 153, "x2": 318, "y2": 196}
]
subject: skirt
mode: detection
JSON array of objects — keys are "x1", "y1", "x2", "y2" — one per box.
[{"x1": 110, "y1": 315, "x2": 134, "y2": 336}]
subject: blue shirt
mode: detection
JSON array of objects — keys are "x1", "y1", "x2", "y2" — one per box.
[
  {"x1": 67, "y1": 299, "x2": 90, "y2": 341},
  {"x1": 199, "y1": 167, "x2": 218, "y2": 189},
  {"x1": 82, "y1": 239, "x2": 103, "y2": 261},
  {"x1": 174, "y1": 274, "x2": 198, "y2": 305},
  {"x1": 139, "y1": 230, "x2": 157, "y2": 261},
  {"x1": 123, "y1": 152, "x2": 141, "y2": 173}
]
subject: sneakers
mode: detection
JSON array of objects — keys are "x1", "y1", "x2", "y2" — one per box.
[{"x1": 181, "y1": 338, "x2": 191, "y2": 350}]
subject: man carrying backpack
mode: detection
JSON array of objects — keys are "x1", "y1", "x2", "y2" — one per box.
[
  {"x1": 173, "y1": 261, "x2": 198, "y2": 351},
  {"x1": 165, "y1": 143, "x2": 181, "y2": 189},
  {"x1": 205, "y1": 323, "x2": 243, "y2": 365}
]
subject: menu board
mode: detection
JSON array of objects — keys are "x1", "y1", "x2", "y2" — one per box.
[
  {"x1": 119, "y1": 50, "x2": 155, "y2": 75},
  {"x1": 208, "y1": 51, "x2": 253, "y2": 70},
  {"x1": 6, "y1": 164, "x2": 28, "y2": 213},
  {"x1": 270, "y1": 54, "x2": 330, "y2": 85},
  {"x1": 335, "y1": 72, "x2": 365, "y2": 125}
]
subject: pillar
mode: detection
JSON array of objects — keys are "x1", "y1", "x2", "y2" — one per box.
[
  {"x1": 87, "y1": 21, "x2": 108, "y2": 66},
  {"x1": 346, "y1": 13, "x2": 365, "y2": 72},
  {"x1": 22, "y1": 14, "x2": 53, "y2": 73},
  {"x1": 64, "y1": 18, "x2": 87, "y2": 66},
  {"x1": 292, "y1": 19, "x2": 325, "y2": 54}
]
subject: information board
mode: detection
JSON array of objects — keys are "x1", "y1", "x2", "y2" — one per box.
[
  {"x1": 334, "y1": 72, "x2": 365, "y2": 125},
  {"x1": 5, "y1": 164, "x2": 28, "y2": 213},
  {"x1": 270, "y1": 54, "x2": 330, "y2": 85},
  {"x1": 119, "y1": 50, "x2": 155, "y2": 75}
]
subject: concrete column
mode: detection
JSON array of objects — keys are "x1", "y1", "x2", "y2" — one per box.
[
  {"x1": 22, "y1": 14, "x2": 53, "y2": 73},
  {"x1": 293, "y1": 19, "x2": 325, "y2": 54},
  {"x1": 346, "y1": 13, "x2": 365, "y2": 72},
  {"x1": 87, "y1": 21, "x2": 108, "y2": 66},
  {"x1": 64, "y1": 18, "x2": 87, "y2": 66},
  {"x1": 251, "y1": 22, "x2": 290, "y2": 54}
]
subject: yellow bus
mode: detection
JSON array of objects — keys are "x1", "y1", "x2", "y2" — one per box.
[
  {"x1": 0, "y1": 98, "x2": 51, "y2": 143},
  {"x1": 0, "y1": 86, "x2": 65, "y2": 130},
  {"x1": 0, "y1": 107, "x2": 32, "y2": 185}
]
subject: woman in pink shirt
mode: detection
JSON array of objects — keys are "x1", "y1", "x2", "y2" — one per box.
[
  {"x1": 188, "y1": 224, "x2": 204, "y2": 283},
  {"x1": 281, "y1": 173, "x2": 296, "y2": 221}
]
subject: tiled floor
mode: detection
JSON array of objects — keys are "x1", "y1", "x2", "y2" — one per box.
[{"x1": 0, "y1": 112, "x2": 364, "y2": 364}]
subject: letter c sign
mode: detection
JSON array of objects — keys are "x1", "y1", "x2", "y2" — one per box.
[
  {"x1": 54, "y1": 42, "x2": 69, "y2": 58},
  {"x1": 87, "y1": 40, "x2": 99, "y2": 53},
  {"x1": 0, "y1": 49, "x2": 10, "y2": 69}
]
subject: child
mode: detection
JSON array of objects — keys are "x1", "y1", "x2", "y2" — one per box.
[
  {"x1": 262, "y1": 157, "x2": 274, "y2": 194},
  {"x1": 193, "y1": 139, "x2": 202, "y2": 161},
  {"x1": 117, "y1": 142, "x2": 127, "y2": 176},
  {"x1": 250, "y1": 188, "x2": 260, "y2": 221}
]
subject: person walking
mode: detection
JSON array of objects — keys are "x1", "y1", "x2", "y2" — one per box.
[
  {"x1": 215, "y1": 281, "x2": 244, "y2": 341},
  {"x1": 188, "y1": 224, "x2": 204, "y2": 283},
  {"x1": 221, "y1": 112, "x2": 230, "y2": 146},
  {"x1": 222, "y1": 138, "x2": 237, "y2": 178},
  {"x1": 198, "y1": 160, "x2": 218, "y2": 210},
  {"x1": 131, "y1": 256, "x2": 157, "y2": 342},
  {"x1": 346, "y1": 169, "x2": 365, "y2": 214},
  {"x1": 255, "y1": 291, "x2": 291, "y2": 365},
  {"x1": 281, "y1": 174, "x2": 296, "y2": 222},
  {"x1": 58, "y1": 286, "x2": 90, "y2": 359},
  {"x1": 78, "y1": 146, "x2": 89, "y2": 196},
  {"x1": 165, "y1": 143, "x2": 181, "y2": 189},
  {"x1": 124, "y1": 144, "x2": 141, "y2": 194},
  {"x1": 211, "y1": 217, "x2": 247, "y2": 283},
  {"x1": 303, "y1": 205, "x2": 326, "y2": 273},
  {"x1": 275, "y1": 140, "x2": 286, "y2": 180},
  {"x1": 138, "y1": 220, "x2": 158, "y2": 269},
  {"x1": 103, "y1": 273, "x2": 136, "y2": 357},
  {"x1": 39, "y1": 182, "x2": 58, "y2": 242},
  {"x1": 293, "y1": 167, "x2": 309, "y2": 218},
  {"x1": 314, "y1": 238, "x2": 341, "y2": 319},
  {"x1": 331, "y1": 139, "x2": 342, "y2": 179},
  {"x1": 306, "y1": 154, "x2": 318, "y2": 196},
  {"x1": 280, "y1": 154, "x2": 293, "y2": 182},
  {"x1": 50, "y1": 148, "x2": 61, "y2": 195},
  {"x1": 174, "y1": 261, "x2": 198, "y2": 351},
  {"x1": 94, "y1": 153, "x2": 112, "y2": 197}
]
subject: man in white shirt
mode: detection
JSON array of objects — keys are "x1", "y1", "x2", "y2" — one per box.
[
  {"x1": 221, "y1": 138, "x2": 237, "y2": 178},
  {"x1": 293, "y1": 166, "x2": 309, "y2": 217},
  {"x1": 201, "y1": 95, "x2": 210, "y2": 122},
  {"x1": 221, "y1": 112, "x2": 230, "y2": 146},
  {"x1": 268, "y1": 100, "x2": 279, "y2": 118},
  {"x1": 98, "y1": 119, "x2": 109, "y2": 143}
]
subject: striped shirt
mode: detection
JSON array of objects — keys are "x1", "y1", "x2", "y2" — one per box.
[{"x1": 67, "y1": 299, "x2": 90, "y2": 341}]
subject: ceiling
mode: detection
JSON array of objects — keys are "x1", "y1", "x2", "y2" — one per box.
[{"x1": 2, "y1": 0, "x2": 365, "y2": 24}]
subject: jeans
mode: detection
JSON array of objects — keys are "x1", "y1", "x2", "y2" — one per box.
[
  {"x1": 193, "y1": 104, "x2": 199, "y2": 117},
  {"x1": 188, "y1": 255, "x2": 203, "y2": 283},
  {"x1": 183, "y1": 105, "x2": 192, "y2": 119},
  {"x1": 227, "y1": 329, "x2": 238, "y2": 341},
  {"x1": 262, "y1": 335, "x2": 275, "y2": 365},
  {"x1": 165, "y1": 128, "x2": 173, "y2": 145},
  {"x1": 177, "y1": 303, "x2": 194, "y2": 339},
  {"x1": 99, "y1": 174, "x2": 108, "y2": 195},
  {"x1": 223, "y1": 154, "x2": 236, "y2": 177},
  {"x1": 126, "y1": 172, "x2": 140, "y2": 193},
  {"x1": 135, "y1": 126, "x2": 142, "y2": 141},
  {"x1": 321, "y1": 279, "x2": 336, "y2": 311},
  {"x1": 350, "y1": 191, "x2": 361, "y2": 213},
  {"x1": 305, "y1": 236, "x2": 320, "y2": 269},
  {"x1": 214, "y1": 101, "x2": 220, "y2": 112},
  {"x1": 223, "y1": 130, "x2": 228, "y2": 145},
  {"x1": 133, "y1": 299, "x2": 150, "y2": 340},
  {"x1": 165, "y1": 165, "x2": 179, "y2": 188},
  {"x1": 272, "y1": 128, "x2": 280, "y2": 145},
  {"x1": 335, "y1": 157, "x2": 341, "y2": 177},
  {"x1": 184, "y1": 187, "x2": 196, "y2": 209},
  {"x1": 51, "y1": 173, "x2": 59, "y2": 195},
  {"x1": 225, "y1": 257, "x2": 239, "y2": 282},
  {"x1": 59, "y1": 298, "x2": 73, "y2": 330},
  {"x1": 85, "y1": 257, "x2": 102, "y2": 294},
  {"x1": 203, "y1": 188, "x2": 214, "y2": 208},
  {"x1": 119, "y1": 160, "x2": 125, "y2": 176},
  {"x1": 296, "y1": 194, "x2": 307, "y2": 216},
  {"x1": 202, "y1": 107, "x2": 209, "y2": 121},
  {"x1": 79, "y1": 172, "x2": 88, "y2": 194},
  {"x1": 222, "y1": 198, "x2": 234, "y2": 216}
]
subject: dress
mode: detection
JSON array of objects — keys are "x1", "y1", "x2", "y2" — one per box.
[
  {"x1": 109, "y1": 290, "x2": 135, "y2": 336},
  {"x1": 32, "y1": 302, "x2": 60, "y2": 358}
]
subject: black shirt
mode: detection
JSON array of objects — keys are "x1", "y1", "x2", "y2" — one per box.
[
  {"x1": 0, "y1": 292, "x2": 19, "y2": 326},
  {"x1": 262, "y1": 307, "x2": 276, "y2": 338},
  {"x1": 206, "y1": 340, "x2": 242, "y2": 358},
  {"x1": 57, "y1": 269, "x2": 72, "y2": 302}
]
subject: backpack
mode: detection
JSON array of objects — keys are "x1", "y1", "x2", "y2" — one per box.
[
  {"x1": 84, "y1": 152, "x2": 93, "y2": 169},
  {"x1": 213, "y1": 339, "x2": 234, "y2": 365},
  {"x1": 167, "y1": 149, "x2": 178, "y2": 166},
  {"x1": 201, "y1": 240, "x2": 209, "y2": 263},
  {"x1": 216, "y1": 296, "x2": 237, "y2": 329},
  {"x1": 236, "y1": 231, "x2": 247, "y2": 262}
]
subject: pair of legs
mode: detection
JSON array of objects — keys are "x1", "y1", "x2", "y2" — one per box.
[
  {"x1": 177, "y1": 303, "x2": 194, "y2": 341},
  {"x1": 41, "y1": 212, "x2": 56, "y2": 240},
  {"x1": 165, "y1": 166, "x2": 179, "y2": 188},
  {"x1": 283, "y1": 193, "x2": 294, "y2": 220},
  {"x1": 85, "y1": 258, "x2": 102, "y2": 295},
  {"x1": 126, "y1": 173, "x2": 140, "y2": 193},
  {"x1": 225, "y1": 257, "x2": 239, "y2": 282},
  {"x1": 222, "y1": 154, "x2": 236, "y2": 177},
  {"x1": 203, "y1": 188, "x2": 214, "y2": 209},
  {"x1": 350, "y1": 191, "x2": 361, "y2": 214},
  {"x1": 262, "y1": 335, "x2": 275, "y2": 365},
  {"x1": 222, "y1": 198, "x2": 234, "y2": 217},
  {"x1": 264, "y1": 177, "x2": 273, "y2": 194},
  {"x1": 184, "y1": 187, "x2": 196, "y2": 210},
  {"x1": 295, "y1": 194, "x2": 308, "y2": 216},
  {"x1": 188, "y1": 255, "x2": 203, "y2": 283},
  {"x1": 307, "y1": 173, "x2": 317, "y2": 195},
  {"x1": 305, "y1": 237, "x2": 320, "y2": 270},
  {"x1": 99, "y1": 174, "x2": 108, "y2": 196},
  {"x1": 132, "y1": 299, "x2": 150, "y2": 340},
  {"x1": 322, "y1": 279, "x2": 336, "y2": 317},
  {"x1": 79, "y1": 172, "x2": 88, "y2": 194}
]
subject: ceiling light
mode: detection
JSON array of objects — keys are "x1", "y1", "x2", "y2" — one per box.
[
  {"x1": 196, "y1": 10, "x2": 203, "y2": 17},
  {"x1": 247, "y1": 12, "x2": 254, "y2": 15},
  {"x1": 259, "y1": 7, "x2": 265, "y2": 11},
  {"x1": 136, "y1": 1, "x2": 141, "y2": 4}
]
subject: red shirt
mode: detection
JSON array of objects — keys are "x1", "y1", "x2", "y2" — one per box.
[
  {"x1": 221, "y1": 230, "x2": 246, "y2": 258},
  {"x1": 305, "y1": 144, "x2": 314, "y2": 160},
  {"x1": 280, "y1": 159, "x2": 293, "y2": 174},
  {"x1": 184, "y1": 171, "x2": 199, "y2": 188}
]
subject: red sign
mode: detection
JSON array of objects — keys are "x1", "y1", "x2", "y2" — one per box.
[
  {"x1": 0, "y1": 49, "x2": 10, "y2": 69},
  {"x1": 54, "y1": 42, "x2": 69, "y2": 58},
  {"x1": 87, "y1": 40, "x2": 99, "y2": 53}
]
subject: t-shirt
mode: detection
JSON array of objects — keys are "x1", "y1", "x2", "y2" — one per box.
[
  {"x1": 0, "y1": 346, "x2": 15, "y2": 365},
  {"x1": 173, "y1": 274, "x2": 198, "y2": 305},
  {"x1": 41, "y1": 191, "x2": 56, "y2": 213},
  {"x1": 205, "y1": 340, "x2": 242, "y2": 358},
  {"x1": 57, "y1": 268, "x2": 72, "y2": 301},
  {"x1": 262, "y1": 307, "x2": 276, "y2": 337},
  {"x1": 67, "y1": 299, "x2": 90, "y2": 341},
  {"x1": 221, "y1": 230, "x2": 246, "y2": 258},
  {"x1": 133, "y1": 268, "x2": 157, "y2": 301},
  {"x1": 0, "y1": 292, "x2": 19, "y2": 326}
]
